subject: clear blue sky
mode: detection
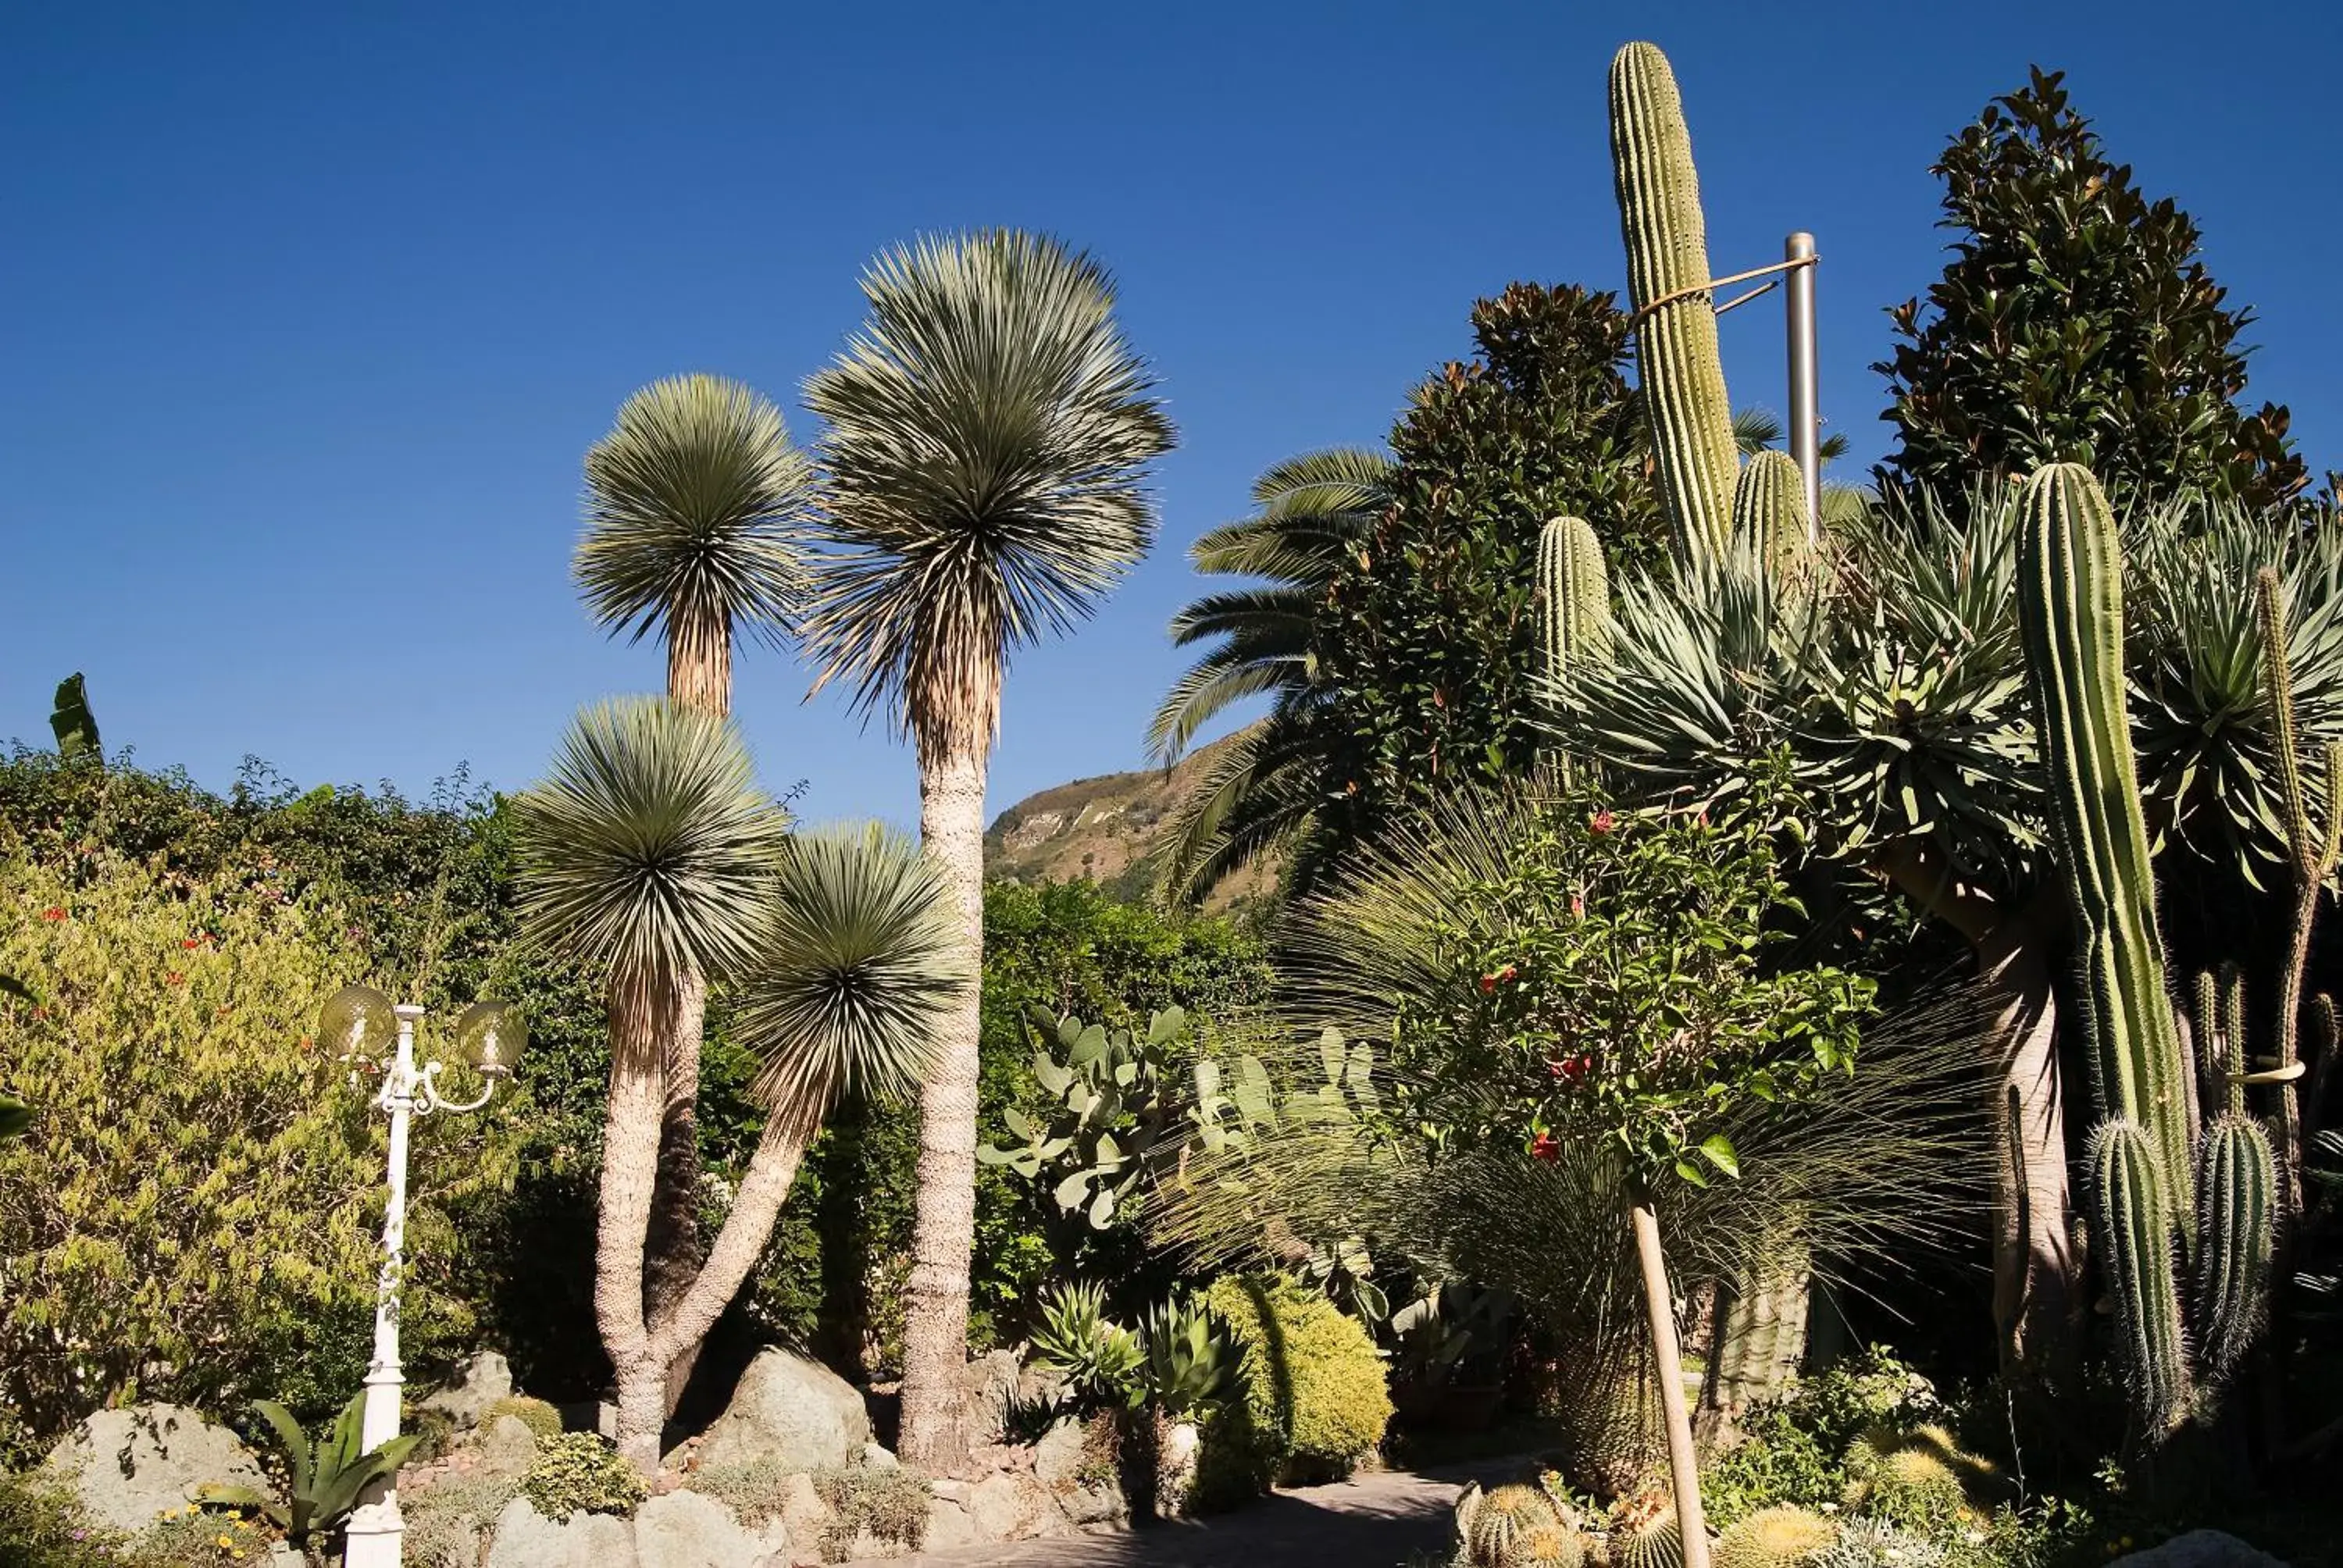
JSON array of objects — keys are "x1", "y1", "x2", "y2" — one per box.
[{"x1": 6, "y1": 1, "x2": 2338, "y2": 832}]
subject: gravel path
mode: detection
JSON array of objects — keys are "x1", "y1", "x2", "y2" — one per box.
[{"x1": 871, "y1": 1459, "x2": 1520, "y2": 1567}]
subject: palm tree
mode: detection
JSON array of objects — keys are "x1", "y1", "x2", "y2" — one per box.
[
  {"x1": 1147, "y1": 449, "x2": 1391, "y2": 903},
  {"x1": 572, "y1": 375, "x2": 816, "y2": 1384},
  {"x1": 799, "y1": 230, "x2": 1172, "y2": 1463},
  {"x1": 515, "y1": 697, "x2": 965, "y2": 1474}
]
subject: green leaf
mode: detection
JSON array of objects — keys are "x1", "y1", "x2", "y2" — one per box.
[
  {"x1": 1697, "y1": 1133, "x2": 1740, "y2": 1178},
  {"x1": 1674, "y1": 1159, "x2": 1709, "y2": 1187},
  {"x1": 49, "y1": 672, "x2": 101, "y2": 763}
]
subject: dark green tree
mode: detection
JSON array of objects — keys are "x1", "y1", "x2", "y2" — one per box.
[
  {"x1": 1299, "y1": 282, "x2": 1657, "y2": 885},
  {"x1": 1875, "y1": 68, "x2": 2306, "y2": 514}
]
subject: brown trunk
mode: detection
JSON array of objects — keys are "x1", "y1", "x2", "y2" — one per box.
[
  {"x1": 1875, "y1": 839, "x2": 2077, "y2": 1375},
  {"x1": 1632, "y1": 1199, "x2": 1710, "y2": 1568},
  {"x1": 597, "y1": 967, "x2": 672, "y2": 1475},
  {"x1": 897, "y1": 742, "x2": 988, "y2": 1467}
]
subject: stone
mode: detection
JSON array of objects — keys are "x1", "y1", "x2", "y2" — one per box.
[
  {"x1": 958, "y1": 1349, "x2": 1022, "y2": 1445},
  {"x1": 924, "y1": 1495, "x2": 981, "y2": 1549},
  {"x1": 775, "y1": 1470, "x2": 832, "y2": 1539},
  {"x1": 695, "y1": 1349, "x2": 872, "y2": 1474},
  {"x1": 965, "y1": 1472, "x2": 1028, "y2": 1541},
  {"x1": 1032, "y1": 1417, "x2": 1087, "y2": 1491},
  {"x1": 486, "y1": 1495, "x2": 640, "y2": 1568},
  {"x1": 859, "y1": 1441, "x2": 898, "y2": 1470},
  {"x1": 416, "y1": 1350, "x2": 513, "y2": 1431},
  {"x1": 634, "y1": 1488, "x2": 778, "y2": 1568},
  {"x1": 2109, "y1": 1531, "x2": 2291, "y2": 1568},
  {"x1": 41, "y1": 1403, "x2": 268, "y2": 1535},
  {"x1": 473, "y1": 1415, "x2": 539, "y2": 1481},
  {"x1": 1058, "y1": 1475, "x2": 1125, "y2": 1527}
]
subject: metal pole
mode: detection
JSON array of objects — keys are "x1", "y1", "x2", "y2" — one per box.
[
  {"x1": 1785, "y1": 232, "x2": 1821, "y2": 540},
  {"x1": 344, "y1": 1003, "x2": 423, "y2": 1568}
]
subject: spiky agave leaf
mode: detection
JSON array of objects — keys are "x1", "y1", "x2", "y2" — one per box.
[
  {"x1": 801, "y1": 230, "x2": 1173, "y2": 757},
  {"x1": 734, "y1": 822, "x2": 968, "y2": 1110},
  {"x1": 576, "y1": 374, "x2": 815, "y2": 651},
  {"x1": 513, "y1": 697, "x2": 790, "y2": 982}
]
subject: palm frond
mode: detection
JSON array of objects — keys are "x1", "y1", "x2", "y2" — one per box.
[
  {"x1": 1147, "y1": 652, "x2": 1307, "y2": 764},
  {"x1": 576, "y1": 375, "x2": 815, "y2": 648},
  {"x1": 736, "y1": 823, "x2": 969, "y2": 1110},
  {"x1": 801, "y1": 230, "x2": 1173, "y2": 755},
  {"x1": 513, "y1": 697, "x2": 789, "y2": 982},
  {"x1": 1151, "y1": 708, "x2": 1328, "y2": 904}
]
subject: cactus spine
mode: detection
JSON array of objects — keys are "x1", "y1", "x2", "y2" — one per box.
[
  {"x1": 1608, "y1": 42, "x2": 1739, "y2": 562},
  {"x1": 1714, "y1": 1507, "x2": 1835, "y2": 1568},
  {"x1": 1539, "y1": 515, "x2": 1612, "y2": 689},
  {"x1": 1731, "y1": 451, "x2": 1812, "y2": 586},
  {"x1": 2194, "y1": 1112, "x2": 2275, "y2": 1374},
  {"x1": 2087, "y1": 1120, "x2": 2190, "y2": 1424},
  {"x1": 1620, "y1": 1516, "x2": 1688, "y2": 1568},
  {"x1": 1469, "y1": 1484, "x2": 1565, "y2": 1566}
]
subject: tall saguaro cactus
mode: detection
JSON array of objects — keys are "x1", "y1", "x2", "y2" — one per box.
[
  {"x1": 2015, "y1": 461, "x2": 2277, "y2": 1431},
  {"x1": 1538, "y1": 515, "x2": 1611, "y2": 689},
  {"x1": 1609, "y1": 41, "x2": 1740, "y2": 563},
  {"x1": 1731, "y1": 451, "x2": 1812, "y2": 586}
]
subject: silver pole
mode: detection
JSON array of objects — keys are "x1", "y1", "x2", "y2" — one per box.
[{"x1": 1785, "y1": 232, "x2": 1821, "y2": 540}]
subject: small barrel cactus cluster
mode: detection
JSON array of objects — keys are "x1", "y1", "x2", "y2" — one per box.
[{"x1": 1454, "y1": 1480, "x2": 1590, "y2": 1568}]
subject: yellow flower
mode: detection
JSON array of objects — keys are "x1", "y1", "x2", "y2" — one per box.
[{"x1": 217, "y1": 1534, "x2": 235, "y2": 1548}]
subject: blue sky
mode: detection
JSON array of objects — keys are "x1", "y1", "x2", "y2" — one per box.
[{"x1": 6, "y1": 1, "x2": 2338, "y2": 832}]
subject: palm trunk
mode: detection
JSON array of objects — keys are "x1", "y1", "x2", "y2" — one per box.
[
  {"x1": 597, "y1": 967, "x2": 672, "y2": 1477},
  {"x1": 1631, "y1": 1198, "x2": 1710, "y2": 1568},
  {"x1": 897, "y1": 742, "x2": 988, "y2": 1468}
]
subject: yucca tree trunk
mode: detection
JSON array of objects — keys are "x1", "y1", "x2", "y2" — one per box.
[
  {"x1": 1630, "y1": 1198, "x2": 1710, "y2": 1568},
  {"x1": 1877, "y1": 839, "x2": 2077, "y2": 1374},
  {"x1": 597, "y1": 967, "x2": 675, "y2": 1477},
  {"x1": 898, "y1": 741, "x2": 988, "y2": 1467}
]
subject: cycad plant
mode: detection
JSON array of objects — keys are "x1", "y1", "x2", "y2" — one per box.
[
  {"x1": 800, "y1": 229, "x2": 1173, "y2": 1463},
  {"x1": 572, "y1": 374, "x2": 818, "y2": 1382},
  {"x1": 515, "y1": 697, "x2": 965, "y2": 1472},
  {"x1": 1149, "y1": 450, "x2": 1392, "y2": 904}
]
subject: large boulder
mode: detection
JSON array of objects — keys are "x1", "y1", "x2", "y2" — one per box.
[
  {"x1": 417, "y1": 1351, "x2": 513, "y2": 1431},
  {"x1": 2110, "y1": 1532, "x2": 2291, "y2": 1568},
  {"x1": 474, "y1": 1414, "x2": 540, "y2": 1481},
  {"x1": 694, "y1": 1350, "x2": 872, "y2": 1474},
  {"x1": 485, "y1": 1496, "x2": 640, "y2": 1568},
  {"x1": 41, "y1": 1403, "x2": 267, "y2": 1535},
  {"x1": 635, "y1": 1488, "x2": 786, "y2": 1568}
]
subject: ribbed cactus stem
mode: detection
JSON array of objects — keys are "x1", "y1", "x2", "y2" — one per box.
[
  {"x1": 2193, "y1": 1112, "x2": 2276, "y2": 1378},
  {"x1": 2256, "y1": 566, "x2": 2334, "y2": 1213},
  {"x1": 1539, "y1": 515, "x2": 1611, "y2": 690},
  {"x1": 2088, "y1": 1118, "x2": 2191, "y2": 1428},
  {"x1": 1731, "y1": 451, "x2": 1811, "y2": 585},
  {"x1": 2017, "y1": 463, "x2": 2194, "y2": 1211},
  {"x1": 1609, "y1": 42, "x2": 1738, "y2": 562}
]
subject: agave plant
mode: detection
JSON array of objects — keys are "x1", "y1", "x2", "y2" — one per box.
[
  {"x1": 197, "y1": 1393, "x2": 418, "y2": 1550},
  {"x1": 1029, "y1": 1281, "x2": 1145, "y2": 1409},
  {"x1": 1137, "y1": 1293, "x2": 1238, "y2": 1418}
]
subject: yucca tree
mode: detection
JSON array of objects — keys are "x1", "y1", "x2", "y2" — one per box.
[
  {"x1": 799, "y1": 230, "x2": 1173, "y2": 1463},
  {"x1": 1148, "y1": 449, "x2": 1392, "y2": 903},
  {"x1": 573, "y1": 375, "x2": 818, "y2": 1373},
  {"x1": 515, "y1": 698, "x2": 965, "y2": 1473}
]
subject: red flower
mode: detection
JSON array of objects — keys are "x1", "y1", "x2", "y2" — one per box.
[
  {"x1": 166, "y1": 971, "x2": 186, "y2": 986},
  {"x1": 1589, "y1": 810, "x2": 1616, "y2": 836},
  {"x1": 1477, "y1": 963, "x2": 1518, "y2": 994},
  {"x1": 181, "y1": 935, "x2": 209, "y2": 949},
  {"x1": 1530, "y1": 1131, "x2": 1561, "y2": 1163},
  {"x1": 1569, "y1": 895, "x2": 1585, "y2": 919},
  {"x1": 39, "y1": 907, "x2": 67, "y2": 921}
]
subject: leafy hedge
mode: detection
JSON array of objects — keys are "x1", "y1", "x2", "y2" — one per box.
[{"x1": 1192, "y1": 1275, "x2": 1393, "y2": 1509}]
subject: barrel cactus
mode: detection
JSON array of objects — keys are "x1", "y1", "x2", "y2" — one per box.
[
  {"x1": 1618, "y1": 1515, "x2": 1689, "y2": 1568},
  {"x1": 1714, "y1": 1507, "x2": 1835, "y2": 1568},
  {"x1": 1469, "y1": 1484, "x2": 1566, "y2": 1566}
]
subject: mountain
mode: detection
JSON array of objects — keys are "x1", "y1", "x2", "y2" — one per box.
[{"x1": 983, "y1": 731, "x2": 1280, "y2": 907}]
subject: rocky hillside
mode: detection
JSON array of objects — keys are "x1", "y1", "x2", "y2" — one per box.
[{"x1": 983, "y1": 731, "x2": 1280, "y2": 907}]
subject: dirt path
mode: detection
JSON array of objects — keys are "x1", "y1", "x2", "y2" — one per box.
[{"x1": 872, "y1": 1459, "x2": 1517, "y2": 1566}]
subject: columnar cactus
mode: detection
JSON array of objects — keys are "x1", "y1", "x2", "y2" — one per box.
[
  {"x1": 1731, "y1": 451, "x2": 1812, "y2": 585},
  {"x1": 2014, "y1": 461, "x2": 2280, "y2": 1430},
  {"x1": 1608, "y1": 42, "x2": 1740, "y2": 562},
  {"x1": 1538, "y1": 515, "x2": 1611, "y2": 690}
]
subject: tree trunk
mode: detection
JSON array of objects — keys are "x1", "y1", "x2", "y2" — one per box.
[
  {"x1": 1632, "y1": 1199, "x2": 1710, "y2": 1568},
  {"x1": 597, "y1": 968, "x2": 672, "y2": 1476},
  {"x1": 897, "y1": 742, "x2": 988, "y2": 1468}
]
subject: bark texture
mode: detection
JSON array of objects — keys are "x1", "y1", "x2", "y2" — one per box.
[
  {"x1": 597, "y1": 968, "x2": 674, "y2": 1476},
  {"x1": 1632, "y1": 1200, "x2": 1710, "y2": 1568},
  {"x1": 897, "y1": 742, "x2": 989, "y2": 1467}
]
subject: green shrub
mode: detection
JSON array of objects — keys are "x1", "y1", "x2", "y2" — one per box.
[
  {"x1": 0, "y1": 856, "x2": 523, "y2": 1452},
  {"x1": 810, "y1": 1461, "x2": 930, "y2": 1556},
  {"x1": 520, "y1": 1434, "x2": 647, "y2": 1519},
  {"x1": 123, "y1": 1511, "x2": 293, "y2": 1567},
  {"x1": 0, "y1": 1471, "x2": 126, "y2": 1568},
  {"x1": 480, "y1": 1396, "x2": 562, "y2": 1441},
  {"x1": 400, "y1": 1471, "x2": 521, "y2": 1568},
  {"x1": 1194, "y1": 1275, "x2": 1393, "y2": 1506},
  {"x1": 691, "y1": 1456, "x2": 795, "y2": 1531}
]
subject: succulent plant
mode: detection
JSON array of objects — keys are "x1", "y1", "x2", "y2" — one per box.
[
  {"x1": 1470, "y1": 1484, "x2": 1566, "y2": 1566},
  {"x1": 1713, "y1": 1507, "x2": 1835, "y2": 1568},
  {"x1": 1139, "y1": 1292, "x2": 1239, "y2": 1418},
  {"x1": 1617, "y1": 1514, "x2": 1689, "y2": 1568},
  {"x1": 1730, "y1": 451, "x2": 1813, "y2": 588},
  {"x1": 1539, "y1": 515, "x2": 1612, "y2": 690},
  {"x1": 1813, "y1": 1519, "x2": 1949, "y2": 1568}
]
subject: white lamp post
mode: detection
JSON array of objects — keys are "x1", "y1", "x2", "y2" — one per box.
[{"x1": 317, "y1": 985, "x2": 527, "y2": 1568}]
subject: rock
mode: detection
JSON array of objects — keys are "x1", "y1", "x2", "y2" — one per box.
[
  {"x1": 635, "y1": 1488, "x2": 781, "y2": 1568},
  {"x1": 2109, "y1": 1531, "x2": 2291, "y2": 1568},
  {"x1": 1058, "y1": 1476, "x2": 1125, "y2": 1527},
  {"x1": 775, "y1": 1471, "x2": 832, "y2": 1539},
  {"x1": 696, "y1": 1350, "x2": 872, "y2": 1474},
  {"x1": 958, "y1": 1349, "x2": 1022, "y2": 1445},
  {"x1": 417, "y1": 1351, "x2": 513, "y2": 1431},
  {"x1": 474, "y1": 1415, "x2": 539, "y2": 1481},
  {"x1": 1032, "y1": 1418, "x2": 1087, "y2": 1491},
  {"x1": 41, "y1": 1403, "x2": 268, "y2": 1535},
  {"x1": 924, "y1": 1496, "x2": 981, "y2": 1549},
  {"x1": 965, "y1": 1472, "x2": 1028, "y2": 1541},
  {"x1": 486, "y1": 1495, "x2": 640, "y2": 1568},
  {"x1": 859, "y1": 1441, "x2": 898, "y2": 1470}
]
